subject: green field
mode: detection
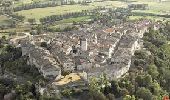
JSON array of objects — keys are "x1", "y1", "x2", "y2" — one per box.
[
  {"x1": 15, "y1": 1, "x2": 127, "y2": 21},
  {"x1": 129, "y1": 0, "x2": 170, "y2": 20},
  {"x1": 15, "y1": 0, "x2": 170, "y2": 22}
]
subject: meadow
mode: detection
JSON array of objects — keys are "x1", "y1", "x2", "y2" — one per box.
[
  {"x1": 129, "y1": 0, "x2": 170, "y2": 20},
  {"x1": 15, "y1": 1, "x2": 127, "y2": 21},
  {"x1": 15, "y1": 0, "x2": 170, "y2": 22}
]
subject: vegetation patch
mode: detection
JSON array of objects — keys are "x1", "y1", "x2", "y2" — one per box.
[
  {"x1": 0, "y1": 15, "x2": 13, "y2": 26},
  {"x1": 57, "y1": 16, "x2": 91, "y2": 24}
]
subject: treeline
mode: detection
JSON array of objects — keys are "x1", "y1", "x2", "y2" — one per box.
[
  {"x1": 39, "y1": 11, "x2": 90, "y2": 24},
  {"x1": 13, "y1": 0, "x2": 95, "y2": 12},
  {"x1": 39, "y1": 7, "x2": 107, "y2": 24},
  {"x1": 47, "y1": 25, "x2": 79, "y2": 32},
  {"x1": 8, "y1": 13, "x2": 25, "y2": 22},
  {"x1": 132, "y1": 12, "x2": 170, "y2": 18},
  {"x1": 13, "y1": 1, "x2": 62, "y2": 12}
]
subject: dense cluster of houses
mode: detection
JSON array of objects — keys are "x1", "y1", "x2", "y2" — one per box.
[
  {"x1": 11, "y1": 19, "x2": 156, "y2": 87},
  {"x1": 7, "y1": 17, "x2": 164, "y2": 91}
]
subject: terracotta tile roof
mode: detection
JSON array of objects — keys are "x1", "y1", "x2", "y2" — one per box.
[{"x1": 103, "y1": 28, "x2": 115, "y2": 33}]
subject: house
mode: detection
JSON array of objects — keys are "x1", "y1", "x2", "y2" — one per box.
[
  {"x1": 27, "y1": 46, "x2": 61, "y2": 80},
  {"x1": 62, "y1": 58, "x2": 75, "y2": 72},
  {"x1": 75, "y1": 55, "x2": 92, "y2": 71}
]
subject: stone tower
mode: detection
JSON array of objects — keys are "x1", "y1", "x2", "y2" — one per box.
[{"x1": 80, "y1": 38, "x2": 87, "y2": 51}]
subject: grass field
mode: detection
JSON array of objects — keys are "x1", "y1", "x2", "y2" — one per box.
[
  {"x1": 15, "y1": 1, "x2": 127, "y2": 21},
  {"x1": 129, "y1": 0, "x2": 170, "y2": 20},
  {"x1": 15, "y1": 0, "x2": 170, "y2": 21}
]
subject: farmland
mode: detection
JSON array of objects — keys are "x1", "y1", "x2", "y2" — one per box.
[
  {"x1": 14, "y1": 0, "x2": 170, "y2": 22},
  {"x1": 129, "y1": 0, "x2": 170, "y2": 20},
  {"x1": 15, "y1": 1, "x2": 127, "y2": 20}
]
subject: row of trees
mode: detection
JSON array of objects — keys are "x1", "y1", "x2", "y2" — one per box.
[
  {"x1": 39, "y1": 7, "x2": 126, "y2": 25},
  {"x1": 9, "y1": 13, "x2": 25, "y2": 22},
  {"x1": 132, "y1": 12, "x2": 170, "y2": 18},
  {"x1": 47, "y1": 25, "x2": 78, "y2": 32},
  {"x1": 39, "y1": 10, "x2": 91, "y2": 24},
  {"x1": 13, "y1": 0, "x2": 93, "y2": 12},
  {"x1": 13, "y1": 1, "x2": 62, "y2": 12}
]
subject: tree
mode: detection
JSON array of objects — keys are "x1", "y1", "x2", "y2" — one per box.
[
  {"x1": 70, "y1": 0, "x2": 76, "y2": 5},
  {"x1": 40, "y1": 42, "x2": 47, "y2": 48},
  {"x1": 89, "y1": 78, "x2": 100, "y2": 93},
  {"x1": 149, "y1": 81, "x2": 161, "y2": 96},
  {"x1": 28, "y1": 18, "x2": 36, "y2": 25},
  {"x1": 123, "y1": 95, "x2": 135, "y2": 100},
  {"x1": 0, "y1": 39, "x2": 2, "y2": 47},
  {"x1": 106, "y1": 93, "x2": 115, "y2": 100},
  {"x1": 89, "y1": 91, "x2": 107, "y2": 100},
  {"x1": 110, "y1": 80, "x2": 121, "y2": 98},
  {"x1": 5, "y1": 45, "x2": 14, "y2": 53},
  {"x1": 136, "y1": 74, "x2": 152, "y2": 87},
  {"x1": 134, "y1": 50, "x2": 148, "y2": 59},
  {"x1": 147, "y1": 64, "x2": 159, "y2": 79},
  {"x1": 1, "y1": 36, "x2": 6, "y2": 41},
  {"x1": 120, "y1": 88, "x2": 129, "y2": 97},
  {"x1": 61, "y1": 88, "x2": 72, "y2": 97},
  {"x1": 136, "y1": 87, "x2": 153, "y2": 100},
  {"x1": 0, "y1": 84, "x2": 6, "y2": 99}
]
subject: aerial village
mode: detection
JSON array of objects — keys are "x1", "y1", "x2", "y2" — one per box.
[
  {"x1": 8, "y1": 5, "x2": 162, "y2": 93},
  {"x1": 2, "y1": 0, "x2": 170, "y2": 99}
]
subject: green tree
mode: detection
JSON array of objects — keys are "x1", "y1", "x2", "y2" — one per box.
[
  {"x1": 28, "y1": 18, "x2": 36, "y2": 25},
  {"x1": 40, "y1": 42, "x2": 47, "y2": 48},
  {"x1": 123, "y1": 95, "x2": 135, "y2": 100},
  {"x1": 89, "y1": 78, "x2": 100, "y2": 92},
  {"x1": 149, "y1": 81, "x2": 161, "y2": 96},
  {"x1": 147, "y1": 64, "x2": 159, "y2": 79},
  {"x1": 136, "y1": 74, "x2": 152, "y2": 87},
  {"x1": 136, "y1": 87, "x2": 153, "y2": 100},
  {"x1": 106, "y1": 93, "x2": 115, "y2": 100},
  {"x1": 89, "y1": 91, "x2": 107, "y2": 100}
]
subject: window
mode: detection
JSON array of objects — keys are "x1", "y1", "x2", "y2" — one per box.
[{"x1": 73, "y1": 49, "x2": 77, "y2": 54}]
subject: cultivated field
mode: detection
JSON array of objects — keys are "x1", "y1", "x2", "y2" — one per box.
[
  {"x1": 15, "y1": 0, "x2": 170, "y2": 21},
  {"x1": 15, "y1": 1, "x2": 127, "y2": 21},
  {"x1": 129, "y1": 0, "x2": 170, "y2": 20}
]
